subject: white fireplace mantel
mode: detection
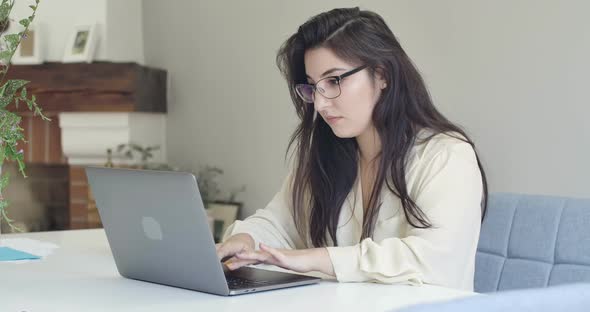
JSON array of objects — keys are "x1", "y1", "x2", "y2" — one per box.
[{"x1": 59, "y1": 112, "x2": 167, "y2": 166}]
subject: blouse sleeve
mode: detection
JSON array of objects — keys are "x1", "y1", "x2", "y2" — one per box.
[{"x1": 222, "y1": 172, "x2": 306, "y2": 250}]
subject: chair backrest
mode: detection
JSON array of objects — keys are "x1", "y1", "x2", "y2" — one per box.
[
  {"x1": 394, "y1": 283, "x2": 590, "y2": 312},
  {"x1": 475, "y1": 193, "x2": 590, "y2": 293}
]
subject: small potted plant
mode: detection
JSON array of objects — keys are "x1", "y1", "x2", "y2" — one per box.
[
  {"x1": 0, "y1": 0, "x2": 46, "y2": 234},
  {"x1": 196, "y1": 165, "x2": 246, "y2": 242},
  {"x1": 112, "y1": 143, "x2": 175, "y2": 171}
]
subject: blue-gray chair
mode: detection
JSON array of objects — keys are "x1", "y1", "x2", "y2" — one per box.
[
  {"x1": 394, "y1": 283, "x2": 590, "y2": 312},
  {"x1": 475, "y1": 193, "x2": 590, "y2": 293}
]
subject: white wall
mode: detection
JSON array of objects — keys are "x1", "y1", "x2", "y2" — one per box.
[
  {"x1": 412, "y1": 0, "x2": 590, "y2": 198},
  {"x1": 142, "y1": 0, "x2": 590, "y2": 217},
  {"x1": 105, "y1": 0, "x2": 144, "y2": 64},
  {"x1": 11, "y1": 0, "x2": 144, "y2": 63}
]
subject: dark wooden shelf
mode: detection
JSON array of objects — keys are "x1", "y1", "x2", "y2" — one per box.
[{"x1": 5, "y1": 61, "x2": 167, "y2": 113}]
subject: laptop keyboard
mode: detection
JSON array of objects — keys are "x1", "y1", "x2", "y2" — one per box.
[{"x1": 226, "y1": 275, "x2": 273, "y2": 289}]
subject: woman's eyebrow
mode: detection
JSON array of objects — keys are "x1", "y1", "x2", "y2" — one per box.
[{"x1": 306, "y1": 67, "x2": 347, "y2": 81}]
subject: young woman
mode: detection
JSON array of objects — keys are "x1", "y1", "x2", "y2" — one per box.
[{"x1": 216, "y1": 7, "x2": 487, "y2": 291}]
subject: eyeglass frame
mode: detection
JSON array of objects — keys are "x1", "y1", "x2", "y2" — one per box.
[{"x1": 294, "y1": 64, "x2": 368, "y2": 104}]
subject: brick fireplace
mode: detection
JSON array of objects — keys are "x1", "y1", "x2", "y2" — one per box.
[{"x1": 3, "y1": 62, "x2": 167, "y2": 232}]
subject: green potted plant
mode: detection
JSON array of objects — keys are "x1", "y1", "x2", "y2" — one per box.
[
  {"x1": 105, "y1": 143, "x2": 176, "y2": 171},
  {"x1": 195, "y1": 165, "x2": 247, "y2": 242},
  {"x1": 0, "y1": 0, "x2": 47, "y2": 233},
  {"x1": 196, "y1": 165, "x2": 224, "y2": 208}
]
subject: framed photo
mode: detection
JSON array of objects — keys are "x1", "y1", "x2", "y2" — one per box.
[
  {"x1": 12, "y1": 23, "x2": 43, "y2": 65},
  {"x1": 206, "y1": 201, "x2": 242, "y2": 243},
  {"x1": 63, "y1": 24, "x2": 98, "y2": 63}
]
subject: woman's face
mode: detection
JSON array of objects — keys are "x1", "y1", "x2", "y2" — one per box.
[{"x1": 304, "y1": 47, "x2": 386, "y2": 138}]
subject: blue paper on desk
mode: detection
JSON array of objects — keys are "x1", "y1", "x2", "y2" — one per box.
[{"x1": 0, "y1": 246, "x2": 41, "y2": 261}]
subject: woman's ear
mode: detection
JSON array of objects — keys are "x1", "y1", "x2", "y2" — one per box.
[{"x1": 374, "y1": 67, "x2": 388, "y2": 90}]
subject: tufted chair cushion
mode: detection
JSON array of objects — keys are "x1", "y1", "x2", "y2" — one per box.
[{"x1": 475, "y1": 193, "x2": 590, "y2": 293}]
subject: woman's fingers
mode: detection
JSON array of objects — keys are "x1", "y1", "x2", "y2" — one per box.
[
  {"x1": 235, "y1": 250, "x2": 270, "y2": 262},
  {"x1": 216, "y1": 241, "x2": 250, "y2": 261},
  {"x1": 234, "y1": 248, "x2": 286, "y2": 268},
  {"x1": 216, "y1": 243, "x2": 238, "y2": 261},
  {"x1": 225, "y1": 258, "x2": 259, "y2": 270},
  {"x1": 216, "y1": 234, "x2": 256, "y2": 261},
  {"x1": 259, "y1": 243, "x2": 287, "y2": 264},
  {"x1": 215, "y1": 244, "x2": 228, "y2": 260}
]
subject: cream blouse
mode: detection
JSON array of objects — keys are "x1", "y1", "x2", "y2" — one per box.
[{"x1": 223, "y1": 132, "x2": 483, "y2": 291}]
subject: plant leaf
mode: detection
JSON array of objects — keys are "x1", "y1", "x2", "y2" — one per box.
[
  {"x1": 116, "y1": 143, "x2": 126, "y2": 152},
  {"x1": 4, "y1": 33, "x2": 21, "y2": 50},
  {"x1": 0, "y1": 50, "x2": 12, "y2": 62},
  {"x1": 19, "y1": 18, "x2": 30, "y2": 28},
  {"x1": 4, "y1": 80, "x2": 29, "y2": 97},
  {"x1": 0, "y1": 172, "x2": 9, "y2": 191},
  {"x1": 0, "y1": 1, "x2": 12, "y2": 22},
  {"x1": 0, "y1": 96, "x2": 10, "y2": 108}
]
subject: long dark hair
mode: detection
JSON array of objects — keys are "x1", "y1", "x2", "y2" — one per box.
[{"x1": 276, "y1": 7, "x2": 488, "y2": 247}]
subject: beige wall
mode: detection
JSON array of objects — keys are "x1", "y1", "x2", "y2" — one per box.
[
  {"x1": 11, "y1": 0, "x2": 144, "y2": 63},
  {"x1": 143, "y1": 0, "x2": 590, "y2": 217},
  {"x1": 11, "y1": 0, "x2": 108, "y2": 61}
]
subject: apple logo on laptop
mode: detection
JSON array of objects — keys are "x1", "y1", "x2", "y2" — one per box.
[{"x1": 141, "y1": 216, "x2": 163, "y2": 241}]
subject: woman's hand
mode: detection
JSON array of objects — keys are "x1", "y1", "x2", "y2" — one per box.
[
  {"x1": 228, "y1": 243, "x2": 335, "y2": 277},
  {"x1": 215, "y1": 233, "x2": 257, "y2": 268}
]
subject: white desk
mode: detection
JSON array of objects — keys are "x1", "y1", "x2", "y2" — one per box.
[{"x1": 0, "y1": 229, "x2": 474, "y2": 311}]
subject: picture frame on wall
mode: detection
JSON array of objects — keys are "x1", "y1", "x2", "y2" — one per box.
[
  {"x1": 63, "y1": 24, "x2": 98, "y2": 63},
  {"x1": 11, "y1": 23, "x2": 43, "y2": 65},
  {"x1": 206, "y1": 201, "x2": 242, "y2": 243}
]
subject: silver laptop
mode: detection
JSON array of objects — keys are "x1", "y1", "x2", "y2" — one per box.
[{"x1": 85, "y1": 166, "x2": 320, "y2": 296}]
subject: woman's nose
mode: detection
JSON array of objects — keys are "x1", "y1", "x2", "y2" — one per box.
[{"x1": 314, "y1": 94, "x2": 332, "y2": 111}]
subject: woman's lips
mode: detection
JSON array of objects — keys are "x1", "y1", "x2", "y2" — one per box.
[{"x1": 326, "y1": 116, "x2": 343, "y2": 124}]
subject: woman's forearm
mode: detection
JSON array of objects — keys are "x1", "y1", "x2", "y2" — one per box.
[{"x1": 310, "y1": 247, "x2": 335, "y2": 277}]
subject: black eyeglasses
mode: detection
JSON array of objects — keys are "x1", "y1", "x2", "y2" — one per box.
[{"x1": 295, "y1": 65, "x2": 368, "y2": 104}]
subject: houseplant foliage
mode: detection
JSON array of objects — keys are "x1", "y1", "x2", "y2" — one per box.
[{"x1": 0, "y1": 0, "x2": 48, "y2": 232}]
